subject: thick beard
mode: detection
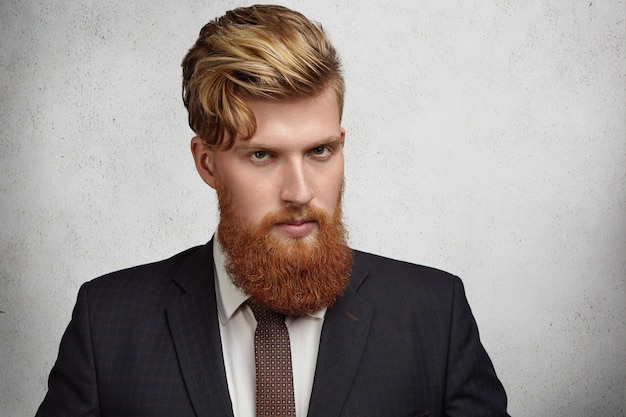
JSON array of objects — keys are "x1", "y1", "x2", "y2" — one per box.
[{"x1": 215, "y1": 182, "x2": 353, "y2": 316}]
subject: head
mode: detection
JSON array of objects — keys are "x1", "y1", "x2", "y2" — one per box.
[
  {"x1": 183, "y1": 5, "x2": 352, "y2": 315},
  {"x1": 182, "y1": 4, "x2": 345, "y2": 150}
]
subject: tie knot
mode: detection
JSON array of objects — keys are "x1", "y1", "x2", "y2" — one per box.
[{"x1": 246, "y1": 300, "x2": 286, "y2": 324}]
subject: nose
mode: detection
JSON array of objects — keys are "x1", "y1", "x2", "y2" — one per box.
[{"x1": 280, "y1": 160, "x2": 314, "y2": 207}]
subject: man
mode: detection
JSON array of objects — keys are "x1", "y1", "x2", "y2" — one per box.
[{"x1": 37, "y1": 5, "x2": 509, "y2": 417}]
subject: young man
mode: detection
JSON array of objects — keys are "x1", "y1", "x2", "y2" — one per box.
[{"x1": 37, "y1": 5, "x2": 509, "y2": 417}]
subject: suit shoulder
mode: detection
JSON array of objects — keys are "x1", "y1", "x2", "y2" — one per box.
[
  {"x1": 352, "y1": 249, "x2": 458, "y2": 281},
  {"x1": 349, "y1": 250, "x2": 467, "y2": 321},
  {"x1": 350, "y1": 249, "x2": 463, "y2": 299},
  {"x1": 80, "y1": 244, "x2": 207, "y2": 305}
]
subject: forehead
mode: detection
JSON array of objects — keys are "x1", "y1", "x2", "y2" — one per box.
[{"x1": 235, "y1": 89, "x2": 342, "y2": 149}]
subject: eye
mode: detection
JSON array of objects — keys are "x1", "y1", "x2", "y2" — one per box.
[
  {"x1": 311, "y1": 146, "x2": 329, "y2": 156},
  {"x1": 251, "y1": 151, "x2": 269, "y2": 160}
]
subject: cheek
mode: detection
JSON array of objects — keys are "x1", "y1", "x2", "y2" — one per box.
[
  {"x1": 320, "y1": 164, "x2": 345, "y2": 210},
  {"x1": 227, "y1": 175, "x2": 278, "y2": 224}
]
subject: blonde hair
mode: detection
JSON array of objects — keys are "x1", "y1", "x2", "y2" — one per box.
[{"x1": 182, "y1": 5, "x2": 344, "y2": 150}]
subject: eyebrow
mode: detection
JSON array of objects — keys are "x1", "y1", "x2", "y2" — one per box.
[{"x1": 233, "y1": 135, "x2": 343, "y2": 152}]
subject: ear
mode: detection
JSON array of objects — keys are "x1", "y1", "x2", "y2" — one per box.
[
  {"x1": 190, "y1": 136, "x2": 217, "y2": 189},
  {"x1": 340, "y1": 127, "x2": 346, "y2": 147}
]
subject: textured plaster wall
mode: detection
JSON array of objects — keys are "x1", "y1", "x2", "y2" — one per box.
[{"x1": 1, "y1": 0, "x2": 624, "y2": 416}]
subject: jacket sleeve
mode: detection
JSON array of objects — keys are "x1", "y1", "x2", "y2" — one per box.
[
  {"x1": 444, "y1": 277, "x2": 510, "y2": 417},
  {"x1": 36, "y1": 282, "x2": 100, "y2": 417}
]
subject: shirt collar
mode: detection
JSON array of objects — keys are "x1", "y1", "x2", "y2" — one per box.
[
  {"x1": 214, "y1": 238, "x2": 249, "y2": 325},
  {"x1": 212, "y1": 236, "x2": 326, "y2": 324}
]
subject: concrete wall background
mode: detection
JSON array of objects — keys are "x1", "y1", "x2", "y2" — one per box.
[{"x1": 1, "y1": 0, "x2": 624, "y2": 415}]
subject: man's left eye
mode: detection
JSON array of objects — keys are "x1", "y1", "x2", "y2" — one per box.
[{"x1": 312, "y1": 146, "x2": 328, "y2": 155}]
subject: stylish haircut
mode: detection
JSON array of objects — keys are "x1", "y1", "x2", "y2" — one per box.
[{"x1": 182, "y1": 4, "x2": 344, "y2": 150}]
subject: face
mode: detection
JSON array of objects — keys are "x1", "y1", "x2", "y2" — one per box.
[
  {"x1": 191, "y1": 88, "x2": 351, "y2": 314},
  {"x1": 191, "y1": 87, "x2": 345, "y2": 243}
]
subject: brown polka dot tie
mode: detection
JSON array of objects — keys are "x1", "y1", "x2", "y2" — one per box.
[{"x1": 247, "y1": 301, "x2": 296, "y2": 417}]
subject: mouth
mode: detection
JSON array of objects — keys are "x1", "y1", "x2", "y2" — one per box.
[{"x1": 273, "y1": 219, "x2": 319, "y2": 238}]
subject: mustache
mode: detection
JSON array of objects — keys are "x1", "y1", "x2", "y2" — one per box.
[{"x1": 262, "y1": 205, "x2": 328, "y2": 226}]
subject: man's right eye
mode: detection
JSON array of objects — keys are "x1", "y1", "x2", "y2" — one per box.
[{"x1": 251, "y1": 151, "x2": 268, "y2": 160}]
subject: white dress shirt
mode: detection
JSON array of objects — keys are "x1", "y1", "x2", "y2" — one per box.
[{"x1": 213, "y1": 240, "x2": 325, "y2": 417}]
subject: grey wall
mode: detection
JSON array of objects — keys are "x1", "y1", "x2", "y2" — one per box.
[{"x1": 1, "y1": 0, "x2": 624, "y2": 416}]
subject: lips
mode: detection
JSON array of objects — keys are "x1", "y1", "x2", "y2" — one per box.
[{"x1": 274, "y1": 219, "x2": 319, "y2": 238}]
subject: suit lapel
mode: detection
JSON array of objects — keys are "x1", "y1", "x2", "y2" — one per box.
[
  {"x1": 166, "y1": 241, "x2": 234, "y2": 417},
  {"x1": 307, "y1": 258, "x2": 373, "y2": 417}
]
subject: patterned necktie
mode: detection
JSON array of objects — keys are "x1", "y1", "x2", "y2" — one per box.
[{"x1": 247, "y1": 301, "x2": 296, "y2": 417}]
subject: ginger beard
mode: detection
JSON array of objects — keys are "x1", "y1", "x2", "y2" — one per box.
[{"x1": 215, "y1": 180, "x2": 353, "y2": 316}]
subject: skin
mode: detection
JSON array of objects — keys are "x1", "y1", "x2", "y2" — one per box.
[{"x1": 191, "y1": 87, "x2": 345, "y2": 242}]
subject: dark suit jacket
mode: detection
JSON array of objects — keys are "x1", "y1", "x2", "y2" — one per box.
[{"x1": 37, "y1": 240, "x2": 509, "y2": 417}]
